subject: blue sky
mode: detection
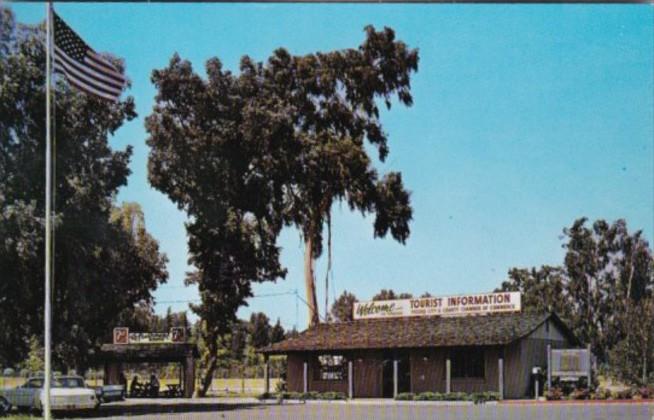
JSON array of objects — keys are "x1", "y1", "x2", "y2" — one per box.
[{"x1": 10, "y1": 3, "x2": 654, "y2": 331}]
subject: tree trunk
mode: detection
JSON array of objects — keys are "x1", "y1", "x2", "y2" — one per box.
[
  {"x1": 198, "y1": 354, "x2": 217, "y2": 397},
  {"x1": 643, "y1": 351, "x2": 647, "y2": 386},
  {"x1": 304, "y1": 235, "x2": 320, "y2": 327}
]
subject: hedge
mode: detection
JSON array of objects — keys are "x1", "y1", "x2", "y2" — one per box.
[
  {"x1": 258, "y1": 391, "x2": 347, "y2": 401},
  {"x1": 394, "y1": 391, "x2": 500, "y2": 404}
]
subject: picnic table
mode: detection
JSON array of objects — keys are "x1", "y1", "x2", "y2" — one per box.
[{"x1": 163, "y1": 383, "x2": 182, "y2": 398}]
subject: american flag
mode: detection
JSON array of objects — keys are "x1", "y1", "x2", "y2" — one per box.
[{"x1": 53, "y1": 12, "x2": 126, "y2": 101}]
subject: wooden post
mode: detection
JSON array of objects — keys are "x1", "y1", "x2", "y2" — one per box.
[
  {"x1": 445, "y1": 358, "x2": 451, "y2": 394},
  {"x1": 303, "y1": 362, "x2": 308, "y2": 393},
  {"x1": 547, "y1": 344, "x2": 552, "y2": 390},
  {"x1": 498, "y1": 357, "x2": 504, "y2": 400},
  {"x1": 184, "y1": 354, "x2": 195, "y2": 398},
  {"x1": 586, "y1": 344, "x2": 592, "y2": 389},
  {"x1": 348, "y1": 360, "x2": 353, "y2": 399},
  {"x1": 105, "y1": 362, "x2": 120, "y2": 385},
  {"x1": 264, "y1": 356, "x2": 270, "y2": 395},
  {"x1": 393, "y1": 359, "x2": 399, "y2": 398}
]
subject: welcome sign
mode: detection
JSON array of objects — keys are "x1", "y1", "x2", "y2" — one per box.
[
  {"x1": 113, "y1": 327, "x2": 186, "y2": 344},
  {"x1": 353, "y1": 292, "x2": 521, "y2": 320}
]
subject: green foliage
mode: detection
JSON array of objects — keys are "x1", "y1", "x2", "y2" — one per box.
[
  {"x1": 470, "y1": 392, "x2": 500, "y2": 404},
  {"x1": 395, "y1": 392, "x2": 415, "y2": 400},
  {"x1": 607, "y1": 298, "x2": 654, "y2": 386},
  {"x1": 330, "y1": 291, "x2": 358, "y2": 323},
  {"x1": 270, "y1": 319, "x2": 285, "y2": 344},
  {"x1": 249, "y1": 313, "x2": 271, "y2": 349},
  {"x1": 414, "y1": 391, "x2": 440, "y2": 400},
  {"x1": 545, "y1": 387, "x2": 564, "y2": 401},
  {"x1": 497, "y1": 218, "x2": 653, "y2": 382},
  {"x1": 372, "y1": 290, "x2": 413, "y2": 301},
  {"x1": 0, "y1": 8, "x2": 167, "y2": 370},
  {"x1": 568, "y1": 388, "x2": 590, "y2": 400},
  {"x1": 146, "y1": 24, "x2": 417, "y2": 387},
  {"x1": 395, "y1": 391, "x2": 498, "y2": 403},
  {"x1": 315, "y1": 391, "x2": 346, "y2": 400},
  {"x1": 21, "y1": 336, "x2": 43, "y2": 374},
  {"x1": 264, "y1": 390, "x2": 346, "y2": 401}
]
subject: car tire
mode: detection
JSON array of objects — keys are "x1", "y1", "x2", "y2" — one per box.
[{"x1": 0, "y1": 397, "x2": 11, "y2": 416}]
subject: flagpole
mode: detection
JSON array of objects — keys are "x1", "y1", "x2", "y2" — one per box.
[{"x1": 44, "y1": 2, "x2": 53, "y2": 420}]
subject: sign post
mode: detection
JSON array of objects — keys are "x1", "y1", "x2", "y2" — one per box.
[{"x1": 549, "y1": 348, "x2": 592, "y2": 386}]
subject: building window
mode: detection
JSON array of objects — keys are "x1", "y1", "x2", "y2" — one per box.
[
  {"x1": 315, "y1": 354, "x2": 347, "y2": 381},
  {"x1": 451, "y1": 348, "x2": 485, "y2": 379}
]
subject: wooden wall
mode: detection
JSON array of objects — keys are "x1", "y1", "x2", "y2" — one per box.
[
  {"x1": 503, "y1": 320, "x2": 572, "y2": 398},
  {"x1": 284, "y1": 324, "x2": 574, "y2": 399},
  {"x1": 286, "y1": 353, "x2": 305, "y2": 393},
  {"x1": 410, "y1": 347, "x2": 502, "y2": 394},
  {"x1": 351, "y1": 350, "x2": 384, "y2": 397},
  {"x1": 286, "y1": 351, "x2": 382, "y2": 396},
  {"x1": 410, "y1": 348, "x2": 445, "y2": 393},
  {"x1": 308, "y1": 354, "x2": 348, "y2": 394}
]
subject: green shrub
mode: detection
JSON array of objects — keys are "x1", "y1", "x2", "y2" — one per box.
[
  {"x1": 316, "y1": 391, "x2": 346, "y2": 400},
  {"x1": 442, "y1": 392, "x2": 470, "y2": 401},
  {"x1": 415, "y1": 392, "x2": 442, "y2": 401},
  {"x1": 471, "y1": 392, "x2": 500, "y2": 404},
  {"x1": 591, "y1": 388, "x2": 612, "y2": 400},
  {"x1": 612, "y1": 389, "x2": 634, "y2": 400},
  {"x1": 257, "y1": 392, "x2": 272, "y2": 400},
  {"x1": 545, "y1": 387, "x2": 563, "y2": 401},
  {"x1": 395, "y1": 392, "x2": 415, "y2": 400},
  {"x1": 634, "y1": 386, "x2": 653, "y2": 399},
  {"x1": 278, "y1": 391, "x2": 303, "y2": 400},
  {"x1": 569, "y1": 388, "x2": 590, "y2": 400},
  {"x1": 274, "y1": 379, "x2": 287, "y2": 393}
]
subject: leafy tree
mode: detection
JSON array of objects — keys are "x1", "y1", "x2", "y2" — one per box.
[
  {"x1": 330, "y1": 290, "x2": 358, "y2": 323},
  {"x1": 608, "y1": 298, "x2": 654, "y2": 385},
  {"x1": 249, "y1": 312, "x2": 271, "y2": 349},
  {"x1": 372, "y1": 289, "x2": 413, "y2": 301},
  {"x1": 270, "y1": 319, "x2": 285, "y2": 344},
  {"x1": 264, "y1": 26, "x2": 419, "y2": 326},
  {"x1": 0, "y1": 9, "x2": 167, "y2": 371},
  {"x1": 145, "y1": 24, "x2": 417, "y2": 390},
  {"x1": 498, "y1": 218, "x2": 653, "y2": 369},
  {"x1": 495, "y1": 266, "x2": 569, "y2": 317},
  {"x1": 285, "y1": 328, "x2": 300, "y2": 340},
  {"x1": 146, "y1": 47, "x2": 288, "y2": 394},
  {"x1": 22, "y1": 336, "x2": 44, "y2": 374},
  {"x1": 563, "y1": 218, "x2": 652, "y2": 362}
]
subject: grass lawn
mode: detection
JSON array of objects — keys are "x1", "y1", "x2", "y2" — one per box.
[{"x1": 1, "y1": 377, "x2": 280, "y2": 398}]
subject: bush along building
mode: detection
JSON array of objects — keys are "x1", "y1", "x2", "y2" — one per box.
[{"x1": 260, "y1": 292, "x2": 580, "y2": 399}]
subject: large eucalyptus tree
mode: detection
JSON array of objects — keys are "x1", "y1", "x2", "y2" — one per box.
[{"x1": 146, "y1": 26, "x2": 418, "y2": 392}]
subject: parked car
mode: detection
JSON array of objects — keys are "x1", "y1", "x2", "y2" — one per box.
[
  {"x1": 59, "y1": 376, "x2": 125, "y2": 403},
  {"x1": 0, "y1": 376, "x2": 99, "y2": 413},
  {"x1": 97, "y1": 384, "x2": 126, "y2": 402}
]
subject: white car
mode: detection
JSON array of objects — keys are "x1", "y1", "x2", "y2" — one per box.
[{"x1": 0, "y1": 376, "x2": 99, "y2": 413}]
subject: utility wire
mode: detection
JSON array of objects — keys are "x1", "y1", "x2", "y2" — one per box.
[
  {"x1": 156, "y1": 290, "x2": 297, "y2": 304},
  {"x1": 156, "y1": 288, "x2": 325, "y2": 324}
]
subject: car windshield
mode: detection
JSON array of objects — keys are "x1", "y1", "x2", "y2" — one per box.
[
  {"x1": 23, "y1": 379, "x2": 64, "y2": 388},
  {"x1": 59, "y1": 377, "x2": 85, "y2": 388}
]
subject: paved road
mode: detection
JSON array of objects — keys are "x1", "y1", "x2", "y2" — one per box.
[{"x1": 55, "y1": 399, "x2": 654, "y2": 420}]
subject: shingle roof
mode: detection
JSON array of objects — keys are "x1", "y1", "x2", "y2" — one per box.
[{"x1": 262, "y1": 312, "x2": 576, "y2": 353}]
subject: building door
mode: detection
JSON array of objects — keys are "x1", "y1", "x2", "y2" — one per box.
[{"x1": 382, "y1": 352, "x2": 411, "y2": 397}]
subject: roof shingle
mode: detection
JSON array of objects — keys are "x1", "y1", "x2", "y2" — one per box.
[{"x1": 262, "y1": 312, "x2": 575, "y2": 353}]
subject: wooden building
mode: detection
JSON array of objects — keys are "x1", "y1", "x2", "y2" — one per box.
[
  {"x1": 97, "y1": 343, "x2": 199, "y2": 398},
  {"x1": 260, "y1": 311, "x2": 578, "y2": 399}
]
